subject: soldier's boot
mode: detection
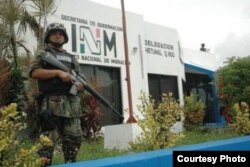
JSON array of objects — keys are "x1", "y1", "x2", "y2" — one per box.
[
  {"x1": 37, "y1": 146, "x2": 54, "y2": 166},
  {"x1": 62, "y1": 135, "x2": 82, "y2": 163},
  {"x1": 63, "y1": 145, "x2": 80, "y2": 163}
]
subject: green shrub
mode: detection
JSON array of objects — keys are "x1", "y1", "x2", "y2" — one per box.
[
  {"x1": 216, "y1": 56, "x2": 250, "y2": 106},
  {"x1": 228, "y1": 102, "x2": 250, "y2": 135},
  {"x1": 130, "y1": 92, "x2": 184, "y2": 152},
  {"x1": 183, "y1": 95, "x2": 205, "y2": 130},
  {"x1": 0, "y1": 103, "x2": 52, "y2": 167}
]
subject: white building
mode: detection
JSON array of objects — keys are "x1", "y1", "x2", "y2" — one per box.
[{"x1": 27, "y1": 0, "x2": 223, "y2": 127}]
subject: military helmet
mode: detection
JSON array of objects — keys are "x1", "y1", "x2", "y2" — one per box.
[{"x1": 44, "y1": 22, "x2": 69, "y2": 44}]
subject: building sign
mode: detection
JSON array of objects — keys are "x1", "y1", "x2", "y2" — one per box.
[
  {"x1": 144, "y1": 39, "x2": 175, "y2": 58},
  {"x1": 61, "y1": 14, "x2": 125, "y2": 65}
]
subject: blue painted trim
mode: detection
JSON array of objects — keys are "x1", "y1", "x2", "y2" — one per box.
[
  {"x1": 211, "y1": 84, "x2": 220, "y2": 123},
  {"x1": 52, "y1": 135, "x2": 250, "y2": 167},
  {"x1": 184, "y1": 63, "x2": 214, "y2": 78}
]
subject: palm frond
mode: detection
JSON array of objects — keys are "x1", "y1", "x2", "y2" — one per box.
[
  {"x1": 31, "y1": 0, "x2": 56, "y2": 17},
  {"x1": 19, "y1": 9, "x2": 41, "y2": 39},
  {"x1": 0, "y1": 0, "x2": 25, "y2": 27}
]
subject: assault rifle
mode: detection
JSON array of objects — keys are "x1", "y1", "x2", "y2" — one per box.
[{"x1": 41, "y1": 52, "x2": 124, "y2": 120}]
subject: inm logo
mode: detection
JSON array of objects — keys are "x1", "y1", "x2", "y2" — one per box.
[{"x1": 71, "y1": 24, "x2": 117, "y2": 57}]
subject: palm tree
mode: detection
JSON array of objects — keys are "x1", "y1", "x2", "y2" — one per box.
[
  {"x1": 0, "y1": 0, "x2": 57, "y2": 66},
  {"x1": 28, "y1": 0, "x2": 58, "y2": 48},
  {"x1": 0, "y1": 0, "x2": 26, "y2": 68}
]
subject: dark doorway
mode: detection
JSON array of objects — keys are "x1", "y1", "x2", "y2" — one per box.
[
  {"x1": 80, "y1": 64, "x2": 123, "y2": 126},
  {"x1": 183, "y1": 73, "x2": 214, "y2": 123}
]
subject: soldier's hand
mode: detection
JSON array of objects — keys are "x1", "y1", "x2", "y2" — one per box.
[
  {"x1": 58, "y1": 71, "x2": 71, "y2": 82},
  {"x1": 75, "y1": 82, "x2": 84, "y2": 91}
]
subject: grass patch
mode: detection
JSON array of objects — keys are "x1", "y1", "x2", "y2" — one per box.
[
  {"x1": 175, "y1": 128, "x2": 239, "y2": 146},
  {"x1": 52, "y1": 138, "x2": 130, "y2": 165},
  {"x1": 20, "y1": 127, "x2": 240, "y2": 166}
]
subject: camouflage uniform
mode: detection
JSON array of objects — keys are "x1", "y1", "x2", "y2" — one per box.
[{"x1": 30, "y1": 48, "x2": 83, "y2": 165}]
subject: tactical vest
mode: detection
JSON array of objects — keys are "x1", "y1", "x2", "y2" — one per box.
[{"x1": 38, "y1": 51, "x2": 77, "y2": 95}]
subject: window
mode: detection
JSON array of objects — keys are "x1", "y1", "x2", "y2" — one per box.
[
  {"x1": 80, "y1": 64, "x2": 123, "y2": 126},
  {"x1": 148, "y1": 74, "x2": 179, "y2": 103}
]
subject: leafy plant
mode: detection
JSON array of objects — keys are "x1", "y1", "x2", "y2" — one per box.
[
  {"x1": 216, "y1": 56, "x2": 250, "y2": 106},
  {"x1": 80, "y1": 78, "x2": 102, "y2": 142},
  {"x1": 81, "y1": 95, "x2": 102, "y2": 141},
  {"x1": 0, "y1": 58, "x2": 25, "y2": 111},
  {"x1": 130, "y1": 92, "x2": 184, "y2": 151},
  {"x1": 9, "y1": 67, "x2": 26, "y2": 111},
  {"x1": 220, "y1": 106, "x2": 233, "y2": 123},
  {"x1": 0, "y1": 103, "x2": 53, "y2": 167},
  {"x1": 183, "y1": 95, "x2": 205, "y2": 130},
  {"x1": 228, "y1": 102, "x2": 250, "y2": 135}
]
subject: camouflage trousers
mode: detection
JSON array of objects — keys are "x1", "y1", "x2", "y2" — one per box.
[{"x1": 38, "y1": 116, "x2": 83, "y2": 166}]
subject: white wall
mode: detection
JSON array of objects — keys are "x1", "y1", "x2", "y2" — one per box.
[
  {"x1": 25, "y1": 0, "x2": 186, "y2": 121},
  {"x1": 144, "y1": 22, "x2": 185, "y2": 103},
  {"x1": 183, "y1": 48, "x2": 217, "y2": 71}
]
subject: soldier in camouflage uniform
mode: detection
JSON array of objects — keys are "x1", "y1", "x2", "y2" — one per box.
[{"x1": 30, "y1": 22, "x2": 84, "y2": 166}]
